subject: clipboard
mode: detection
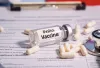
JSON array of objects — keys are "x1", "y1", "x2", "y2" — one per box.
[{"x1": 9, "y1": 0, "x2": 86, "y2": 11}]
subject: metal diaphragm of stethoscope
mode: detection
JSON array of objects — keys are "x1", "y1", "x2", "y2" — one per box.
[{"x1": 84, "y1": 29, "x2": 100, "y2": 56}]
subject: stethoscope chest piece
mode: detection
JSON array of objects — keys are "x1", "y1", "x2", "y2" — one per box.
[
  {"x1": 92, "y1": 29, "x2": 100, "y2": 39},
  {"x1": 84, "y1": 39, "x2": 100, "y2": 56}
]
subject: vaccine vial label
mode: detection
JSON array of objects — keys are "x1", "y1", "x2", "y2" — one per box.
[{"x1": 36, "y1": 27, "x2": 62, "y2": 43}]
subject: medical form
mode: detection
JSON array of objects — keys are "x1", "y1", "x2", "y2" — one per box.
[{"x1": 0, "y1": 6, "x2": 100, "y2": 68}]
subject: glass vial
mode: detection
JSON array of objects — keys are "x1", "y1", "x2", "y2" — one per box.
[{"x1": 29, "y1": 24, "x2": 72, "y2": 47}]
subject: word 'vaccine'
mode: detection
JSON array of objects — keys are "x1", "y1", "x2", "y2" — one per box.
[{"x1": 29, "y1": 24, "x2": 72, "y2": 47}]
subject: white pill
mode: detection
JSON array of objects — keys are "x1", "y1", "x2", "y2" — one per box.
[
  {"x1": 77, "y1": 42, "x2": 83, "y2": 47},
  {"x1": 59, "y1": 45, "x2": 65, "y2": 54},
  {"x1": 0, "y1": 26, "x2": 4, "y2": 32},
  {"x1": 26, "y1": 45, "x2": 40, "y2": 55},
  {"x1": 24, "y1": 29, "x2": 31, "y2": 35},
  {"x1": 86, "y1": 21, "x2": 96, "y2": 28},
  {"x1": 70, "y1": 46, "x2": 81, "y2": 53},
  {"x1": 60, "y1": 52, "x2": 75, "y2": 59},
  {"x1": 80, "y1": 45, "x2": 88, "y2": 56},
  {"x1": 83, "y1": 27, "x2": 95, "y2": 34},
  {"x1": 73, "y1": 33, "x2": 81, "y2": 41},
  {"x1": 75, "y1": 24, "x2": 81, "y2": 34},
  {"x1": 71, "y1": 42, "x2": 82, "y2": 48},
  {"x1": 64, "y1": 43, "x2": 70, "y2": 52},
  {"x1": 73, "y1": 25, "x2": 81, "y2": 41}
]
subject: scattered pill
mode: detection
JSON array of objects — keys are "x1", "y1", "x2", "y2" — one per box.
[
  {"x1": 64, "y1": 43, "x2": 70, "y2": 52},
  {"x1": 70, "y1": 46, "x2": 81, "y2": 53},
  {"x1": 59, "y1": 42, "x2": 87, "y2": 59},
  {"x1": 85, "y1": 21, "x2": 96, "y2": 28},
  {"x1": 0, "y1": 26, "x2": 4, "y2": 32},
  {"x1": 77, "y1": 42, "x2": 83, "y2": 47},
  {"x1": 83, "y1": 27, "x2": 95, "y2": 34},
  {"x1": 24, "y1": 29, "x2": 31, "y2": 35},
  {"x1": 60, "y1": 52, "x2": 75, "y2": 59},
  {"x1": 73, "y1": 33, "x2": 81, "y2": 41},
  {"x1": 75, "y1": 24, "x2": 81, "y2": 34},
  {"x1": 26, "y1": 45, "x2": 40, "y2": 55},
  {"x1": 70, "y1": 42, "x2": 82, "y2": 48},
  {"x1": 73, "y1": 24, "x2": 81, "y2": 41},
  {"x1": 80, "y1": 45, "x2": 88, "y2": 56},
  {"x1": 59, "y1": 45, "x2": 65, "y2": 54}
]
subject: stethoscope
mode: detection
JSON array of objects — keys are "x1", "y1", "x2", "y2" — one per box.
[{"x1": 84, "y1": 29, "x2": 100, "y2": 56}]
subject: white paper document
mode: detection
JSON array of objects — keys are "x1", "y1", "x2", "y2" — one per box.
[{"x1": 0, "y1": 7, "x2": 100, "y2": 68}]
